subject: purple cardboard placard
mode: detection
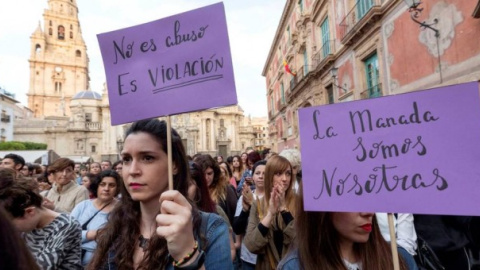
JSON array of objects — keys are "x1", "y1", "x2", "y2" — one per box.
[
  {"x1": 97, "y1": 2, "x2": 237, "y2": 125},
  {"x1": 298, "y1": 82, "x2": 480, "y2": 216}
]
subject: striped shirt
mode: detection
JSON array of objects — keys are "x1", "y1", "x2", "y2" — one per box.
[{"x1": 24, "y1": 213, "x2": 82, "y2": 269}]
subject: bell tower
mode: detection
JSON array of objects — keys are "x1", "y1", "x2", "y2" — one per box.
[{"x1": 28, "y1": 0, "x2": 89, "y2": 118}]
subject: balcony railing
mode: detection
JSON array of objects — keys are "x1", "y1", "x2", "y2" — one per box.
[
  {"x1": 313, "y1": 40, "x2": 335, "y2": 70},
  {"x1": 85, "y1": 122, "x2": 102, "y2": 130},
  {"x1": 239, "y1": 126, "x2": 254, "y2": 133},
  {"x1": 1, "y1": 115, "x2": 10, "y2": 123},
  {"x1": 339, "y1": 0, "x2": 384, "y2": 42},
  {"x1": 360, "y1": 83, "x2": 383, "y2": 99},
  {"x1": 289, "y1": 77, "x2": 297, "y2": 93},
  {"x1": 269, "y1": 126, "x2": 277, "y2": 135}
]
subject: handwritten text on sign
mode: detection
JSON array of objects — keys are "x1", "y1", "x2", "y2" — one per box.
[
  {"x1": 299, "y1": 82, "x2": 480, "y2": 215},
  {"x1": 97, "y1": 3, "x2": 237, "y2": 125}
]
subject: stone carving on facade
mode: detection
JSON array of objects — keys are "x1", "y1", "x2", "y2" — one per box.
[
  {"x1": 335, "y1": 1, "x2": 344, "y2": 23},
  {"x1": 390, "y1": 79, "x2": 399, "y2": 92},
  {"x1": 419, "y1": 1, "x2": 462, "y2": 57},
  {"x1": 384, "y1": 22, "x2": 394, "y2": 39},
  {"x1": 387, "y1": 53, "x2": 394, "y2": 66}
]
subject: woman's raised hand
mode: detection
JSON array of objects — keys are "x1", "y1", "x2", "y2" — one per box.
[
  {"x1": 276, "y1": 183, "x2": 287, "y2": 211},
  {"x1": 267, "y1": 187, "x2": 281, "y2": 215},
  {"x1": 156, "y1": 190, "x2": 196, "y2": 261},
  {"x1": 242, "y1": 184, "x2": 253, "y2": 211}
]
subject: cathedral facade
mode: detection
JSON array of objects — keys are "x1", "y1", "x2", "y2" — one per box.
[
  {"x1": 28, "y1": 0, "x2": 89, "y2": 118},
  {"x1": 15, "y1": 0, "x2": 263, "y2": 162}
]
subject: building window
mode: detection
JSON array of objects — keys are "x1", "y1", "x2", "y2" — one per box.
[
  {"x1": 85, "y1": 113, "x2": 92, "y2": 122},
  {"x1": 364, "y1": 53, "x2": 381, "y2": 98},
  {"x1": 55, "y1": 82, "x2": 62, "y2": 92},
  {"x1": 220, "y1": 119, "x2": 224, "y2": 127},
  {"x1": 357, "y1": 0, "x2": 375, "y2": 20},
  {"x1": 287, "y1": 26, "x2": 291, "y2": 45},
  {"x1": 76, "y1": 50, "x2": 81, "y2": 57},
  {"x1": 327, "y1": 85, "x2": 334, "y2": 104},
  {"x1": 49, "y1": 28, "x2": 52, "y2": 35},
  {"x1": 298, "y1": 0, "x2": 304, "y2": 13},
  {"x1": 35, "y1": 44, "x2": 42, "y2": 53},
  {"x1": 1, "y1": 111, "x2": 10, "y2": 123},
  {"x1": 270, "y1": 96, "x2": 274, "y2": 115},
  {"x1": 70, "y1": 31, "x2": 73, "y2": 39},
  {"x1": 58, "y1": 25, "x2": 65, "y2": 40},
  {"x1": 281, "y1": 83, "x2": 285, "y2": 104},
  {"x1": 303, "y1": 50, "x2": 308, "y2": 75},
  {"x1": 49, "y1": 21, "x2": 52, "y2": 26},
  {"x1": 91, "y1": 145, "x2": 96, "y2": 153},
  {"x1": 321, "y1": 17, "x2": 330, "y2": 57}
]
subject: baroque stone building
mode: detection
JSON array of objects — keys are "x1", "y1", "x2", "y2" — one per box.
[
  {"x1": 15, "y1": 0, "x2": 265, "y2": 162},
  {"x1": 27, "y1": 0, "x2": 89, "y2": 118},
  {"x1": 264, "y1": 0, "x2": 480, "y2": 153}
]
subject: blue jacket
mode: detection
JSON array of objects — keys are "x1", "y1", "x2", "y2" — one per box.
[{"x1": 103, "y1": 211, "x2": 233, "y2": 270}]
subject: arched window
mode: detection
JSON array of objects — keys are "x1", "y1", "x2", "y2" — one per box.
[
  {"x1": 58, "y1": 25, "x2": 65, "y2": 40},
  {"x1": 76, "y1": 50, "x2": 81, "y2": 57},
  {"x1": 70, "y1": 24, "x2": 73, "y2": 30},
  {"x1": 49, "y1": 28, "x2": 52, "y2": 35},
  {"x1": 35, "y1": 44, "x2": 41, "y2": 53},
  {"x1": 70, "y1": 32, "x2": 73, "y2": 39}
]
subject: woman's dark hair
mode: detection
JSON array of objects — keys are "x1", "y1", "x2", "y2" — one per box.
[
  {"x1": 111, "y1": 160, "x2": 122, "y2": 171},
  {"x1": 0, "y1": 168, "x2": 43, "y2": 218},
  {"x1": 252, "y1": 160, "x2": 267, "y2": 175},
  {"x1": 33, "y1": 173, "x2": 47, "y2": 183},
  {"x1": 294, "y1": 185, "x2": 407, "y2": 270},
  {"x1": 32, "y1": 164, "x2": 43, "y2": 174},
  {"x1": 219, "y1": 161, "x2": 233, "y2": 178},
  {"x1": 88, "y1": 170, "x2": 122, "y2": 198},
  {"x1": 47, "y1": 158, "x2": 74, "y2": 174},
  {"x1": 247, "y1": 151, "x2": 262, "y2": 166},
  {"x1": 195, "y1": 154, "x2": 227, "y2": 203},
  {"x1": 0, "y1": 207, "x2": 40, "y2": 270},
  {"x1": 231, "y1": 155, "x2": 242, "y2": 173},
  {"x1": 89, "y1": 118, "x2": 199, "y2": 270},
  {"x1": 189, "y1": 161, "x2": 216, "y2": 213}
]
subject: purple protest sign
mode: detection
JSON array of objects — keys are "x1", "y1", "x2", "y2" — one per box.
[
  {"x1": 299, "y1": 82, "x2": 480, "y2": 215},
  {"x1": 97, "y1": 3, "x2": 237, "y2": 125}
]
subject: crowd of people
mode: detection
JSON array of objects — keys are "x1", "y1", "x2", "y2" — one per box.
[{"x1": 0, "y1": 118, "x2": 479, "y2": 269}]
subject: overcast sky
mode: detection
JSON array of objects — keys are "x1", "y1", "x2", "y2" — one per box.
[{"x1": 0, "y1": 0, "x2": 285, "y2": 117}]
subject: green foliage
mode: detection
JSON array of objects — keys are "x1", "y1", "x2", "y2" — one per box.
[{"x1": 0, "y1": 141, "x2": 47, "y2": 150}]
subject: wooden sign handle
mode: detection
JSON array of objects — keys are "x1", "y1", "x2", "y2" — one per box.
[
  {"x1": 388, "y1": 213, "x2": 400, "y2": 270},
  {"x1": 166, "y1": 115, "x2": 174, "y2": 191}
]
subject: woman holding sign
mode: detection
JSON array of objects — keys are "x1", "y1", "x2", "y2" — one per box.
[
  {"x1": 88, "y1": 119, "x2": 232, "y2": 269},
  {"x1": 244, "y1": 155, "x2": 296, "y2": 269},
  {"x1": 277, "y1": 187, "x2": 408, "y2": 270}
]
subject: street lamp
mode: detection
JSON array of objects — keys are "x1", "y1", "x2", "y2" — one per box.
[
  {"x1": 403, "y1": 0, "x2": 439, "y2": 36},
  {"x1": 330, "y1": 67, "x2": 349, "y2": 93},
  {"x1": 403, "y1": 0, "x2": 442, "y2": 83}
]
